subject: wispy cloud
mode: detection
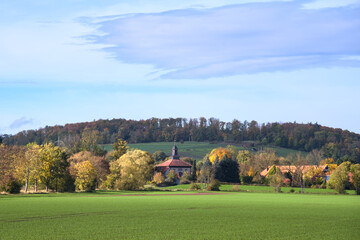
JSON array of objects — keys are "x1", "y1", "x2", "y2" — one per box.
[
  {"x1": 9, "y1": 117, "x2": 34, "y2": 129},
  {"x1": 86, "y1": 1, "x2": 360, "y2": 79}
]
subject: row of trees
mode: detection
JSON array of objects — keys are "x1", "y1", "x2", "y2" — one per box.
[
  {"x1": 196, "y1": 146, "x2": 360, "y2": 194},
  {"x1": 1, "y1": 139, "x2": 359, "y2": 194},
  {"x1": 0, "y1": 139, "x2": 154, "y2": 193},
  {"x1": 1, "y1": 117, "x2": 360, "y2": 163}
]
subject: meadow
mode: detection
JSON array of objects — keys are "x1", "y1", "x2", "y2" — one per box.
[
  {"x1": 100, "y1": 141, "x2": 305, "y2": 160},
  {"x1": 1, "y1": 190, "x2": 359, "y2": 240}
]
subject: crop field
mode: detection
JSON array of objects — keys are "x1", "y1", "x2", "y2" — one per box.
[
  {"x1": 100, "y1": 142, "x2": 305, "y2": 160},
  {"x1": 1, "y1": 191, "x2": 359, "y2": 240}
]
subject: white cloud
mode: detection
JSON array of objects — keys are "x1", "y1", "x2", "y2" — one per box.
[{"x1": 86, "y1": 1, "x2": 360, "y2": 79}]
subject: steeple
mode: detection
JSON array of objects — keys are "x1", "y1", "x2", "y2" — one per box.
[{"x1": 170, "y1": 143, "x2": 180, "y2": 159}]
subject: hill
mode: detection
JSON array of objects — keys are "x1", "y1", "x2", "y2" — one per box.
[
  {"x1": 101, "y1": 141, "x2": 306, "y2": 160},
  {"x1": 1, "y1": 117, "x2": 359, "y2": 163}
]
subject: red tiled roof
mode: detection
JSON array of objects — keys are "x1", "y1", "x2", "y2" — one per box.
[
  {"x1": 260, "y1": 165, "x2": 327, "y2": 177},
  {"x1": 156, "y1": 159, "x2": 192, "y2": 167}
]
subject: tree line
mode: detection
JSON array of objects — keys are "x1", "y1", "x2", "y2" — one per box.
[
  {"x1": 1, "y1": 117, "x2": 359, "y2": 163},
  {"x1": 1, "y1": 140, "x2": 359, "y2": 195}
]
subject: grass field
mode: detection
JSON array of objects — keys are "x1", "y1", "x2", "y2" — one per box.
[
  {"x1": 100, "y1": 142, "x2": 305, "y2": 160},
  {"x1": 1, "y1": 191, "x2": 359, "y2": 240}
]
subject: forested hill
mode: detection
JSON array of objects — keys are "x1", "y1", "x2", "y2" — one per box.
[{"x1": 1, "y1": 118, "x2": 360, "y2": 163}]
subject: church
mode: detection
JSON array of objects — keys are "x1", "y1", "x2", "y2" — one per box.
[{"x1": 155, "y1": 144, "x2": 192, "y2": 180}]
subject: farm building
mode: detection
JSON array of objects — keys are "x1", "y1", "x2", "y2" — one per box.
[
  {"x1": 260, "y1": 164, "x2": 334, "y2": 182},
  {"x1": 155, "y1": 144, "x2": 192, "y2": 182}
]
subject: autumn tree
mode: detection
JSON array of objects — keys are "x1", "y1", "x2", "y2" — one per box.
[
  {"x1": 0, "y1": 145, "x2": 25, "y2": 193},
  {"x1": 38, "y1": 143, "x2": 71, "y2": 192},
  {"x1": 69, "y1": 151, "x2": 109, "y2": 188},
  {"x1": 112, "y1": 139, "x2": 129, "y2": 160},
  {"x1": 328, "y1": 161, "x2": 351, "y2": 194},
  {"x1": 209, "y1": 147, "x2": 230, "y2": 164},
  {"x1": 269, "y1": 171, "x2": 284, "y2": 193},
  {"x1": 200, "y1": 158, "x2": 213, "y2": 188},
  {"x1": 80, "y1": 128, "x2": 104, "y2": 156},
  {"x1": 74, "y1": 161, "x2": 97, "y2": 191},
  {"x1": 350, "y1": 164, "x2": 360, "y2": 195},
  {"x1": 112, "y1": 149, "x2": 154, "y2": 190},
  {"x1": 153, "y1": 172, "x2": 165, "y2": 185},
  {"x1": 17, "y1": 143, "x2": 41, "y2": 192}
]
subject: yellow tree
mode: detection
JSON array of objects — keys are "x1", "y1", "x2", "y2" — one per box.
[
  {"x1": 112, "y1": 139, "x2": 129, "y2": 160},
  {"x1": 209, "y1": 147, "x2": 230, "y2": 164},
  {"x1": 115, "y1": 149, "x2": 154, "y2": 190},
  {"x1": 69, "y1": 151, "x2": 109, "y2": 188},
  {"x1": 16, "y1": 143, "x2": 42, "y2": 192},
  {"x1": 74, "y1": 161, "x2": 96, "y2": 191},
  {"x1": 0, "y1": 145, "x2": 25, "y2": 192},
  {"x1": 38, "y1": 143, "x2": 69, "y2": 192},
  {"x1": 237, "y1": 150, "x2": 251, "y2": 164}
]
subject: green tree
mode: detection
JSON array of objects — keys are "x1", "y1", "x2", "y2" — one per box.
[
  {"x1": 350, "y1": 164, "x2": 360, "y2": 195},
  {"x1": 216, "y1": 155, "x2": 239, "y2": 183},
  {"x1": 152, "y1": 151, "x2": 167, "y2": 162},
  {"x1": 328, "y1": 161, "x2": 351, "y2": 194}
]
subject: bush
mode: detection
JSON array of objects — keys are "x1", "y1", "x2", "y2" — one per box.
[
  {"x1": 232, "y1": 185, "x2": 240, "y2": 191},
  {"x1": 283, "y1": 178, "x2": 291, "y2": 186},
  {"x1": 240, "y1": 175, "x2": 253, "y2": 185},
  {"x1": 269, "y1": 172, "x2": 284, "y2": 193},
  {"x1": 289, "y1": 189, "x2": 295, "y2": 193},
  {"x1": 206, "y1": 180, "x2": 221, "y2": 191},
  {"x1": 166, "y1": 170, "x2": 178, "y2": 184},
  {"x1": 180, "y1": 172, "x2": 191, "y2": 184},
  {"x1": 1, "y1": 175, "x2": 22, "y2": 194},
  {"x1": 190, "y1": 182, "x2": 201, "y2": 190},
  {"x1": 153, "y1": 172, "x2": 165, "y2": 185}
]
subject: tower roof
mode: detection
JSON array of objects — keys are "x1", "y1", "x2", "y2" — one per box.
[{"x1": 171, "y1": 143, "x2": 180, "y2": 159}]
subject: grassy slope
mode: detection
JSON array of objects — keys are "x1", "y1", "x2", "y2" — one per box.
[
  {"x1": 100, "y1": 142, "x2": 305, "y2": 160},
  {"x1": 0, "y1": 191, "x2": 359, "y2": 240}
]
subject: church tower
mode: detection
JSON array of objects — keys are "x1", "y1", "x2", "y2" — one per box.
[{"x1": 170, "y1": 143, "x2": 180, "y2": 160}]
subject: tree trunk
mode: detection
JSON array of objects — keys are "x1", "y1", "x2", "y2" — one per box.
[
  {"x1": 301, "y1": 175, "x2": 305, "y2": 194},
  {"x1": 35, "y1": 179, "x2": 38, "y2": 192},
  {"x1": 46, "y1": 185, "x2": 48, "y2": 192},
  {"x1": 25, "y1": 168, "x2": 30, "y2": 193}
]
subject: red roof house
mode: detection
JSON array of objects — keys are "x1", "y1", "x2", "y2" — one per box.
[{"x1": 155, "y1": 144, "x2": 192, "y2": 181}]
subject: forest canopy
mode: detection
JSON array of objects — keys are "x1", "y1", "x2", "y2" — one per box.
[{"x1": 1, "y1": 117, "x2": 359, "y2": 164}]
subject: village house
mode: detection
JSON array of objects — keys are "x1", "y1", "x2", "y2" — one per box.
[
  {"x1": 155, "y1": 144, "x2": 192, "y2": 183},
  {"x1": 260, "y1": 165, "x2": 332, "y2": 181}
]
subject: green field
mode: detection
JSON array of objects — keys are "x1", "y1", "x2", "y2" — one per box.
[
  {"x1": 1, "y1": 191, "x2": 359, "y2": 240},
  {"x1": 100, "y1": 142, "x2": 305, "y2": 160}
]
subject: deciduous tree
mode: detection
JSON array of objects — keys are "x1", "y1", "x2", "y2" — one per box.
[{"x1": 74, "y1": 161, "x2": 96, "y2": 191}]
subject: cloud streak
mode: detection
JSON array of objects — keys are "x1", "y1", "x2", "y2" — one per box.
[
  {"x1": 86, "y1": 1, "x2": 360, "y2": 79},
  {"x1": 9, "y1": 117, "x2": 34, "y2": 129}
]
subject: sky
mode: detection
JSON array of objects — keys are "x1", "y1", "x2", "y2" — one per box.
[{"x1": 1, "y1": 0, "x2": 360, "y2": 135}]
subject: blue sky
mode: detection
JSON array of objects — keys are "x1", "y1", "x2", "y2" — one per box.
[{"x1": 1, "y1": 0, "x2": 360, "y2": 134}]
